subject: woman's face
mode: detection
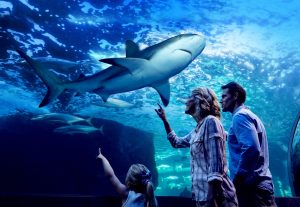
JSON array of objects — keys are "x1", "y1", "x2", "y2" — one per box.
[{"x1": 185, "y1": 95, "x2": 196, "y2": 115}]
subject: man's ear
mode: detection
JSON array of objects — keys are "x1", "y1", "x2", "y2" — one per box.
[{"x1": 233, "y1": 92, "x2": 238, "y2": 101}]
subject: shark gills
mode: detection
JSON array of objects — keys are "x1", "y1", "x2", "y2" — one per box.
[{"x1": 17, "y1": 34, "x2": 205, "y2": 107}]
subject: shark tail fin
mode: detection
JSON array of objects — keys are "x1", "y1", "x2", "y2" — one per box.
[
  {"x1": 98, "y1": 125, "x2": 104, "y2": 135},
  {"x1": 85, "y1": 117, "x2": 93, "y2": 126},
  {"x1": 16, "y1": 49, "x2": 66, "y2": 108},
  {"x1": 39, "y1": 84, "x2": 65, "y2": 107}
]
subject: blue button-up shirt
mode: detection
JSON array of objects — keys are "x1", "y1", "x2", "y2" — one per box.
[{"x1": 227, "y1": 105, "x2": 274, "y2": 190}]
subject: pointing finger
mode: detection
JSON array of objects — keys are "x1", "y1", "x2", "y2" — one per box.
[{"x1": 157, "y1": 103, "x2": 162, "y2": 109}]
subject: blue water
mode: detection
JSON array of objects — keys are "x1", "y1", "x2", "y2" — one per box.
[{"x1": 1, "y1": 0, "x2": 300, "y2": 197}]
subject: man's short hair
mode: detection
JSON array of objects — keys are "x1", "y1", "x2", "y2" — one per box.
[{"x1": 221, "y1": 82, "x2": 246, "y2": 104}]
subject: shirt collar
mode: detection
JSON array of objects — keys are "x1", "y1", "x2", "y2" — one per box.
[
  {"x1": 233, "y1": 104, "x2": 246, "y2": 115},
  {"x1": 195, "y1": 116, "x2": 207, "y2": 132}
]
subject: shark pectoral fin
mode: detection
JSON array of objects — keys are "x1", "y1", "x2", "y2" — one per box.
[
  {"x1": 93, "y1": 88, "x2": 110, "y2": 102},
  {"x1": 99, "y1": 58, "x2": 148, "y2": 74},
  {"x1": 151, "y1": 80, "x2": 170, "y2": 106},
  {"x1": 125, "y1": 40, "x2": 140, "y2": 57}
]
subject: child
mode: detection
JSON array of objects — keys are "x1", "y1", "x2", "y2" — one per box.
[{"x1": 97, "y1": 148, "x2": 158, "y2": 207}]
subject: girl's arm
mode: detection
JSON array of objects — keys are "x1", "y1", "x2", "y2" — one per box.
[{"x1": 97, "y1": 148, "x2": 128, "y2": 198}]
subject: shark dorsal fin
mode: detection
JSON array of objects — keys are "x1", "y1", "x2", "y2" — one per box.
[
  {"x1": 126, "y1": 40, "x2": 140, "y2": 57},
  {"x1": 151, "y1": 80, "x2": 170, "y2": 106},
  {"x1": 100, "y1": 58, "x2": 149, "y2": 74}
]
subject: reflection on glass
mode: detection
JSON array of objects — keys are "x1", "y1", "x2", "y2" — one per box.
[{"x1": 289, "y1": 111, "x2": 300, "y2": 196}]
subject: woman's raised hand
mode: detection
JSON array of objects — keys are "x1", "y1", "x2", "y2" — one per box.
[{"x1": 155, "y1": 103, "x2": 167, "y2": 121}]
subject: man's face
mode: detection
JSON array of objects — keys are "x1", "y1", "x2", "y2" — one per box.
[{"x1": 220, "y1": 88, "x2": 235, "y2": 113}]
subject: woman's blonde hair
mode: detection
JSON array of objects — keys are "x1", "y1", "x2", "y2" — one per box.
[{"x1": 191, "y1": 87, "x2": 221, "y2": 119}]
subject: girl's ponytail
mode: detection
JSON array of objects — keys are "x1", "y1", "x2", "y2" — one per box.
[{"x1": 145, "y1": 181, "x2": 158, "y2": 207}]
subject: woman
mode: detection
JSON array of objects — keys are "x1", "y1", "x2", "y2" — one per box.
[
  {"x1": 97, "y1": 148, "x2": 158, "y2": 207},
  {"x1": 155, "y1": 87, "x2": 238, "y2": 207}
]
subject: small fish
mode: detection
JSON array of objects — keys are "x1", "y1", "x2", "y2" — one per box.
[
  {"x1": 157, "y1": 164, "x2": 172, "y2": 172},
  {"x1": 168, "y1": 182, "x2": 183, "y2": 189},
  {"x1": 182, "y1": 175, "x2": 191, "y2": 182},
  {"x1": 53, "y1": 125, "x2": 104, "y2": 135},
  {"x1": 162, "y1": 175, "x2": 179, "y2": 181}
]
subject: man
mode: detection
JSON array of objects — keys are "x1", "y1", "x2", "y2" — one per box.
[{"x1": 220, "y1": 81, "x2": 277, "y2": 207}]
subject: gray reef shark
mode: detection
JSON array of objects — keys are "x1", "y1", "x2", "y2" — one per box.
[
  {"x1": 19, "y1": 56, "x2": 78, "y2": 73},
  {"x1": 17, "y1": 34, "x2": 206, "y2": 107},
  {"x1": 28, "y1": 57, "x2": 78, "y2": 72},
  {"x1": 31, "y1": 113, "x2": 92, "y2": 125},
  {"x1": 54, "y1": 124, "x2": 104, "y2": 135}
]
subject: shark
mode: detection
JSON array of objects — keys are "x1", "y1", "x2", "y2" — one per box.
[
  {"x1": 26, "y1": 57, "x2": 78, "y2": 72},
  {"x1": 17, "y1": 34, "x2": 206, "y2": 107},
  {"x1": 53, "y1": 124, "x2": 104, "y2": 135},
  {"x1": 18, "y1": 56, "x2": 79, "y2": 74},
  {"x1": 31, "y1": 113, "x2": 92, "y2": 125}
]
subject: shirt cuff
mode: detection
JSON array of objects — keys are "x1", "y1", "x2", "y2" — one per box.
[
  {"x1": 167, "y1": 130, "x2": 176, "y2": 139},
  {"x1": 207, "y1": 172, "x2": 223, "y2": 182}
]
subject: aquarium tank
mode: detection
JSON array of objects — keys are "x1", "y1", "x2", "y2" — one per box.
[{"x1": 0, "y1": 0, "x2": 300, "y2": 199}]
